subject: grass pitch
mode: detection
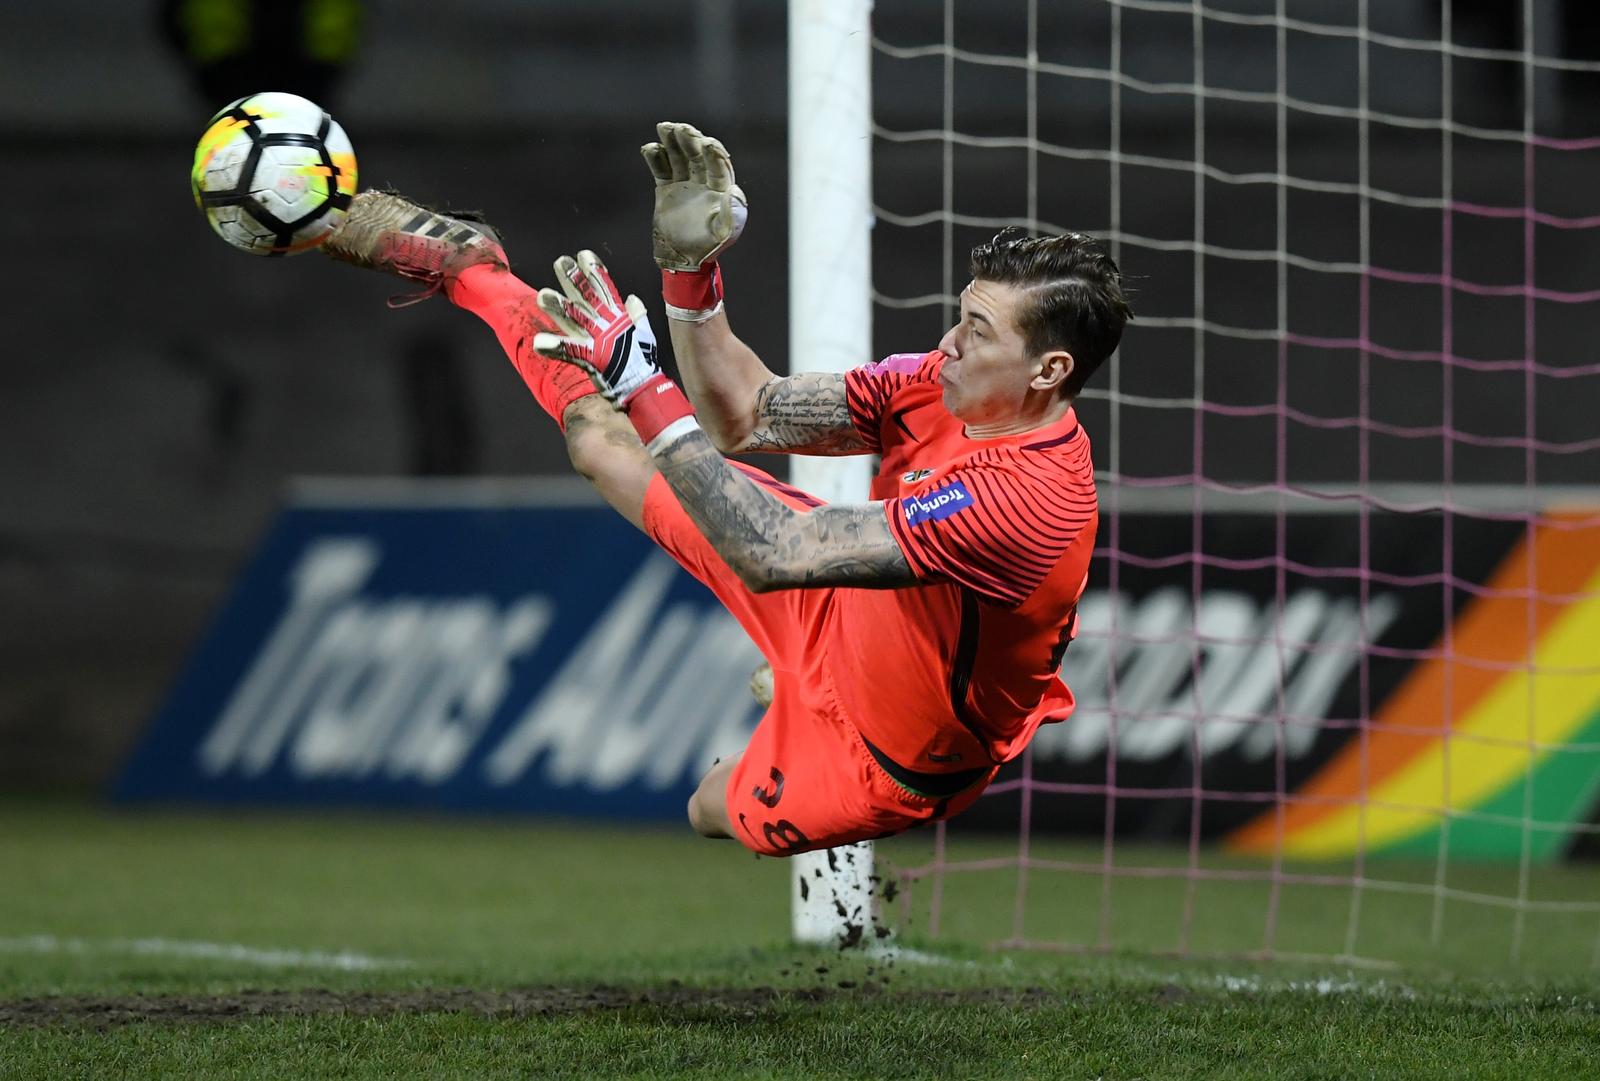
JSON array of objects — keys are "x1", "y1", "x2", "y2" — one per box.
[{"x1": 2, "y1": 801, "x2": 1596, "y2": 1079}]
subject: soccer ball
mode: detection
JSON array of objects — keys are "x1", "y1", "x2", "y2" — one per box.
[{"x1": 190, "y1": 92, "x2": 358, "y2": 256}]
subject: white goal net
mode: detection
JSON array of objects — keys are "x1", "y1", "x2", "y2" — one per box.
[{"x1": 836, "y1": 0, "x2": 1600, "y2": 971}]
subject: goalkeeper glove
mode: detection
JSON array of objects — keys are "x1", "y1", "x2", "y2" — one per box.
[
  {"x1": 532, "y1": 250, "x2": 697, "y2": 448},
  {"x1": 640, "y1": 121, "x2": 747, "y2": 322}
]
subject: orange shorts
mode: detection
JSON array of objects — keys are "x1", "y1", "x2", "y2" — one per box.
[{"x1": 641, "y1": 465, "x2": 995, "y2": 857}]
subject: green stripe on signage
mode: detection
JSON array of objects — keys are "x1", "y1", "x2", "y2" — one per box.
[{"x1": 1381, "y1": 702, "x2": 1600, "y2": 862}]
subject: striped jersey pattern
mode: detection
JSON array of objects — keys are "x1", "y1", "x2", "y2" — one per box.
[{"x1": 845, "y1": 351, "x2": 1097, "y2": 609}]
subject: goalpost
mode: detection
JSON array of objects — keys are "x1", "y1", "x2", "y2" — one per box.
[
  {"x1": 791, "y1": 0, "x2": 1600, "y2": 968},
  {"x1": 787, "y1": 0, "x2": 878, "y2": 945}
]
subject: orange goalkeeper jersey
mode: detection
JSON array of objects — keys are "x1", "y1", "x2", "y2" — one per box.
[{"x1": 824, "y1": 349, "x2": 1097, "y2": 774}]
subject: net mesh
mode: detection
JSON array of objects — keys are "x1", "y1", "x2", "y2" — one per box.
[{"x1": 868, "y1": 0, "x2": 1600, "y2": 970}]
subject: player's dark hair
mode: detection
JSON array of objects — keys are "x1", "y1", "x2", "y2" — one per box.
[{"x1": 968, "y1": 228, "x2": 1132, "y2": 397}]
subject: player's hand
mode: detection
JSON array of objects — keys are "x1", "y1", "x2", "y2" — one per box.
[
  {"x1": 531, "y1": 250, "x2": 662, "y2": 404},
  {"x1": 640, "y1": 121, "x2": 748, "y2": 271}
]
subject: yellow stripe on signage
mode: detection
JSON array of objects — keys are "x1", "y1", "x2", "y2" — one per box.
[{"x1": 1279, "y1": 559, "x2": 1600, "y2": 858}]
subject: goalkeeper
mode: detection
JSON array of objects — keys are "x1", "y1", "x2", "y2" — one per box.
[{"x1": 320, "y1": 123, "x2": 1131, "y2": 856}]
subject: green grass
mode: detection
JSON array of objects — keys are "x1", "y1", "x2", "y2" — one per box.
[
  {"x1": 889, "y1": 831, "x2": 1600, "y2": 976},
  {"x1": 2, "y1": 801, "x2": 1597, "y2": 1079}
]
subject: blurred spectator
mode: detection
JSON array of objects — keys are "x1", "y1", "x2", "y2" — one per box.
[
  {"x1": 159, "y1": 0, "x2": 363, "y2": 108},
  {"x1": 161, "y1": 0, "x2": 484, "y2": 478}
]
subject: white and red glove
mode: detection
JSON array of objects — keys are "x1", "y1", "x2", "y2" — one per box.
[
  {"x1": 640, "y1": 121, "x2": 747, "y2": 322},
  {"x1": 532, "y1": 250, "x2": 698, "y2": 448}
]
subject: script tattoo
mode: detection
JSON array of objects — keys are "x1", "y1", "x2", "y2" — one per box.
[
  {"x1": 654, "y1": 428, "x2": 916, "y2": 590},
  {"x1": 744, "y1": 373, "x2": 869, "y2": 455}
]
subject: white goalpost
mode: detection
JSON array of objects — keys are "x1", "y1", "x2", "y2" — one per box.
[{"x1": 786, "y1": 0, "x2": 878, "y2": 946}]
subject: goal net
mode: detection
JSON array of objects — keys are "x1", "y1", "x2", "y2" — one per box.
[{"x1": 855, "y1": 0, "x2": 1600, "y2": 971}]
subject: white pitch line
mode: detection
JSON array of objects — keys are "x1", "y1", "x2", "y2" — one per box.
[
  {"x1": 866, "y1": 943, "x2": 967, "y2": 967},
  {"x1": 0, "y1": 935, "x2": 412, "y2": 972},
  {"x1": 1207, "y1": 972, "x2": 1416, "y2": 999}
]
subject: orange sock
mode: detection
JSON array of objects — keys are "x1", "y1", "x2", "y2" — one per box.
[{"x1": 447, "y1": 263, "x2": 597, "y2": 429}]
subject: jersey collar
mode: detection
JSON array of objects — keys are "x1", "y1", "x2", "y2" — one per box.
[{"x1": 1015, "y1": 406, "x2": 1081, "y2": 450}]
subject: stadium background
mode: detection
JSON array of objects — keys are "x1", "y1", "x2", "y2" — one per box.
[
  {"x1": 3, "y1": 4, "x2": 1600, "y2": 1075},
  {"x1": 4, "y1": 0, "x2": 1596, "y2": 796}
]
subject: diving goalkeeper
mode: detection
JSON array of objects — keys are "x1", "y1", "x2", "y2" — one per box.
[{"x1": 319, "y1": 123, "x2": 1131, "y2": 856}]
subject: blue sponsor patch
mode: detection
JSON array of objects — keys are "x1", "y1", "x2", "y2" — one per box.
[{"x1": 903, "y1": 481, "x2": 973, "y2": 526}]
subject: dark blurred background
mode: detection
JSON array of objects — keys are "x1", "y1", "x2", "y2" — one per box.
[{"x1": 3, "y1": 0, "x2": 1597, "y2": 792}]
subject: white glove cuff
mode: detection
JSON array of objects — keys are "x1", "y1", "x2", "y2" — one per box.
[{"x1": 664, "y1": 299, "x2": 725, "y2": 324}]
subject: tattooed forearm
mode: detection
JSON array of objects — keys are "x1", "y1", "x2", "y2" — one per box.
[
  {"x1": 654, "y1": 427, "x2": 915, "y2": 591},
  {"x1": 657, "y1": 432, "x2": 787, "y2": 557},
  {"x1": 779, "y1": 498, "x2": 916, "y2": 587},
  {"x1": 743, "y1": 373, "x2": 869, "y2": 455}
]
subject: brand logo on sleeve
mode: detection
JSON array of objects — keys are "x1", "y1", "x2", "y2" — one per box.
[
  {"x1": 903, "y1": 481, "x2": 973, "y2": 526},
  {"x1": 901, "y1": 469, "x2": 934, "y2": 484}
]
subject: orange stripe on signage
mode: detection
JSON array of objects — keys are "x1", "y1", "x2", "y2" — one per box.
[{"x1": 1229, "y1": 513, "x2": 1600, "y2": 853}]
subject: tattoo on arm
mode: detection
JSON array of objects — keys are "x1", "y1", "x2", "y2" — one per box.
[
  {"x1": 743, "y1": 373, "x2": 869, "y2": 455},
  {"x1": 654, "y1": 427, "x2": 915, "y2": 590}
]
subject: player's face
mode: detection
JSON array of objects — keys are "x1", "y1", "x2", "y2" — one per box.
[{"x1": 936, "y1": 280, "x2": 1041, "y2": 424}]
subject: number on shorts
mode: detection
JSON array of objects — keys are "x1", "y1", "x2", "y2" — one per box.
[
  {"x1": 761, "y1": 819, "x2": 810, "y2": 852},
  {"x1": 751, "y1": 766, "x2": 785, "y2": 808}
]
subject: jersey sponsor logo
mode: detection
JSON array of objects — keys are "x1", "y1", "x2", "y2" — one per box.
[
  {"x1": 903, "y1": 481, "x2": 972, "y2": 526},
  {"x1": 902, "y1": 468, "x2": 934, "y2": 484}
]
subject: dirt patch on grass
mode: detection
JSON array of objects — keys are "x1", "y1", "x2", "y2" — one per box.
[{"x1": 0, "y1": 985, "x2": 1060, "y2": 1029}]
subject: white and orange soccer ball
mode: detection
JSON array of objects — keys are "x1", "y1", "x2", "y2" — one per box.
[{"x1": 190, "y1": 91, "x2": 358, "y2": 256}]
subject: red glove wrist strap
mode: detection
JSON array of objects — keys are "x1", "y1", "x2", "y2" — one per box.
[
  {"x1": 660, "y1": 265, "x2": 723, "y2": 313},
  {"x1": 620, "y1": 373, "x2": 697, "y2": 445}
]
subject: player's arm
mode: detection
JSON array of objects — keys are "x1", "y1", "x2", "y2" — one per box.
[
  {"x1": 642, "y1": 122, "x2": 869, "y2": 457},
  {"x1": 532, "y1": 252, "x2": 911, "y2": 591},
  {"x1": 651, "y1": 426, "x2": 913, "y2": 590},
  {"x1": 668, "y1": 321, "x2": 868, "y2": 456}
]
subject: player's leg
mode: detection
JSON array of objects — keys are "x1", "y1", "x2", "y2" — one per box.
[
  {"x1": 718, "y1": 687, "x2": 888, "y2": 857},
  {"x1": 683, "y1": 664, "x2": 773, "y2": 839},
  {"x1": 449, "y1": 265, "x2": 657, "y2": 528},
  {"x1": 687, "y1": 750, "x2": 740, "y2": 839},
  {"x1": 722, "y1": 714, "x2": 999, "y2": 857},
  {"x1": 324, "y1": 191, "x2": 596, "y2": 428},
  {"x1": 557, "y1": 395, "x2": 654, "y2": 531},
  {"x1": 443, "y1": 258, "x2": 606, "y2": 439},
  {"x1": 323, "y1": 191, "x2": 656, "y2": 528}
]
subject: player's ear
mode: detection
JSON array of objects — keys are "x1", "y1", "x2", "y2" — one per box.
[{"x1": 1030, "y1": 350, "x2": 1074, "y2": 393}]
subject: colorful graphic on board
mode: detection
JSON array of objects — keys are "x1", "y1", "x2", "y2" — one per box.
[{"x1": 1227, "y1": 513, "x2": 1600, "y2": 862}]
